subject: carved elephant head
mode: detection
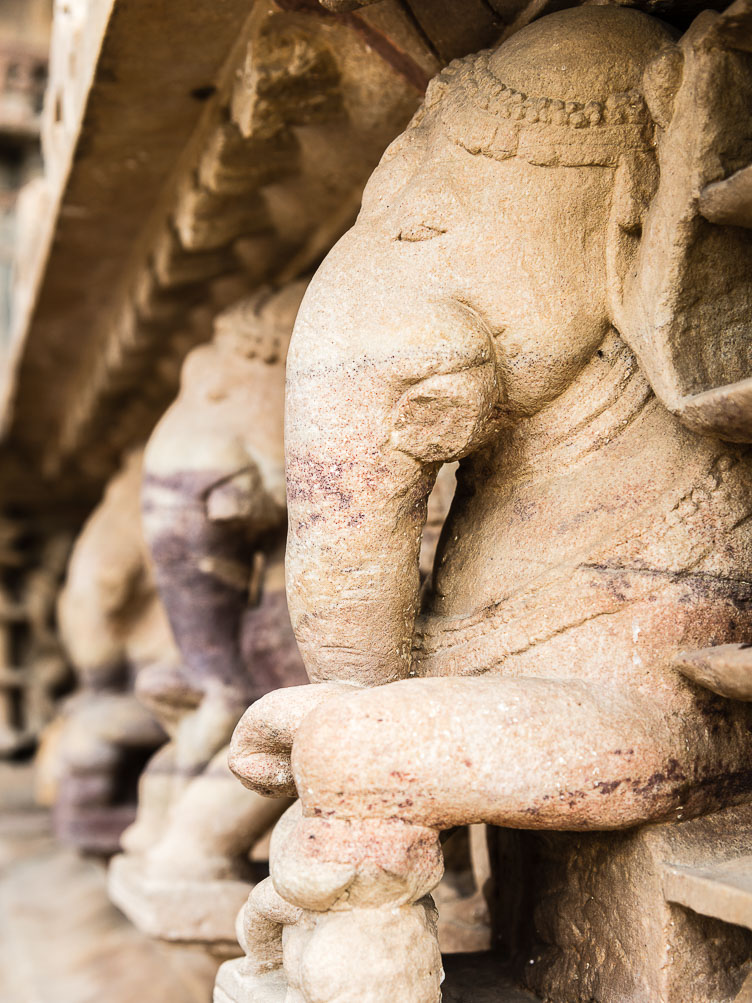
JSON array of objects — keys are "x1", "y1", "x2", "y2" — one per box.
[{"x1": 284, "y1": 5, "x2": 752, "y2": 688}]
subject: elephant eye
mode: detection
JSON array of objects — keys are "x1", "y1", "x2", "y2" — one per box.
[{"x1": 360, "y1": 128, "x2": 432, "y2": 219}]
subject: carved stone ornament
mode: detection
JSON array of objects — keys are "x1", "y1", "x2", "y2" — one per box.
[{"x1": 218, "y1": 6, "x2": 752, "y2": 1002}]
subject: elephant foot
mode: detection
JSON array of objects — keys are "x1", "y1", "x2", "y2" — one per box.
[
  {"x1": 119, "y1": 795, "x2": 172, "y2": 856},
  {"x1": 283, "y1": 898, "x2": 443, "y2": 1003},
  {"x1": 120, "y1": 740, "x2": 183, "y2": 855},
  {"x1": 219, "y1": 804, "x2": 446, "y2": 1002},
  {"x1": 218, "y1": 876, "x2": 443, "y2": 1003},
  {"x1": 272, "y1": 807, "x2": 444, "y2": 1001},
  {"x1": 0, "y1": 724, "x2": 34, "y2": 756},
  {"x1": 213, "y1": 875, "x2": 296, "y2": 1002},
  {"x1": 108, "y1": 851, "x2": 251, "y2": 952}
]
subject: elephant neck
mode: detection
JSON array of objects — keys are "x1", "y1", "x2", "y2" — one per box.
[
  {"x1": 497, "y1": 331, "x2": 655, "y2": 482},
  {"x1": 428, "y1": 333, "x2": 745, "y2": 631}
]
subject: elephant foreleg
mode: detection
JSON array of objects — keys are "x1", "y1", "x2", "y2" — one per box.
[
  {"x1": 143, "y1": 746, "x2": 291, "y2": 882},
  {"x1": 291, "y1": 674, "x2": 691, "y2": 832}
]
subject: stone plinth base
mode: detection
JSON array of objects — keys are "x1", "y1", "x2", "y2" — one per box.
[
  {"x1": 214, "y1": 962, "x2": 287, "y2": 1003},
  {"x1": 108, "y1": 852, "x2": 249, "y2": 954},
  {"x1": 509, "y1": 805, "x2": 752, "y2": 1002},
  {"x1": 213, "y1": 953, "x2": 536, "y2": 1003}
]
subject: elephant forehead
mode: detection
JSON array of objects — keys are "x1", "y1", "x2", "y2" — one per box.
[
  {"x1": 407, "y1": 6, "x2": 677, "y2": 169},
  {"x1": 489, "y1": 6, "x2": 676, "y2": 103}
]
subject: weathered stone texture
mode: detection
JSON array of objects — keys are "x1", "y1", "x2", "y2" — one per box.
[
  {"x1": 38, "y1": 449, "x2": 173, "y2": 853},
  {"x1": 224, "y1": 5, "x2": 752, "y2": 1001}
]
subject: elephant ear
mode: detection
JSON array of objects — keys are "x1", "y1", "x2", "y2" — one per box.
[{"x1": 608, "y1": 4, "x2": 752, "y2": 443}]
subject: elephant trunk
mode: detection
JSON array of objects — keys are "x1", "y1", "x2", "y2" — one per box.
[
  {"x1": 141, "y1": 472, "x2": 257, "y2": 702},
  {"x1": 285, "y1": 369, "x2": 434, "y2": 686},
  {"x1": 284, "y1": 234, "x2": 501, "y2": 687}
]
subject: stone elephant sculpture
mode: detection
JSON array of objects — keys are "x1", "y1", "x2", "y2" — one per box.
[
  {"x1": 110, "y1": 284, "x2": 309, "y2": 956},
  {"x1": 220, "y1": 6, "x2": 752, "y2": 1002},
  {"x1": 38, "y1": 448, "x2": 172, "y2": 854}
]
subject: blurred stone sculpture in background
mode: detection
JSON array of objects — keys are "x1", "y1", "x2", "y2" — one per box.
[
  {"x1": 109, "y1": 284, "x2": 308, "y2": 960},
  {"x1": 36, "y1": 448, "x2": 172, "y2": 854},
  {"x1": 218, "y1": 6, "x2": 752, "y2": 1002}
]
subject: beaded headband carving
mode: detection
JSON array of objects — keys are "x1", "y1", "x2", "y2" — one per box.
[{"x1": 415, "y1": 50, "x2": 656, "y2": 167}]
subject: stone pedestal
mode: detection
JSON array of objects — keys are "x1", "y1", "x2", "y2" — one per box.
[
  {"x1": 108, "y1": 853, "x2": 250, "y2": 955},
  {"x1": 510, "y1": 805, "x2": 752, "y2": 1002},
  {"x1": 214, "y1": 963, "x2": 287, "y2": 1003}
]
